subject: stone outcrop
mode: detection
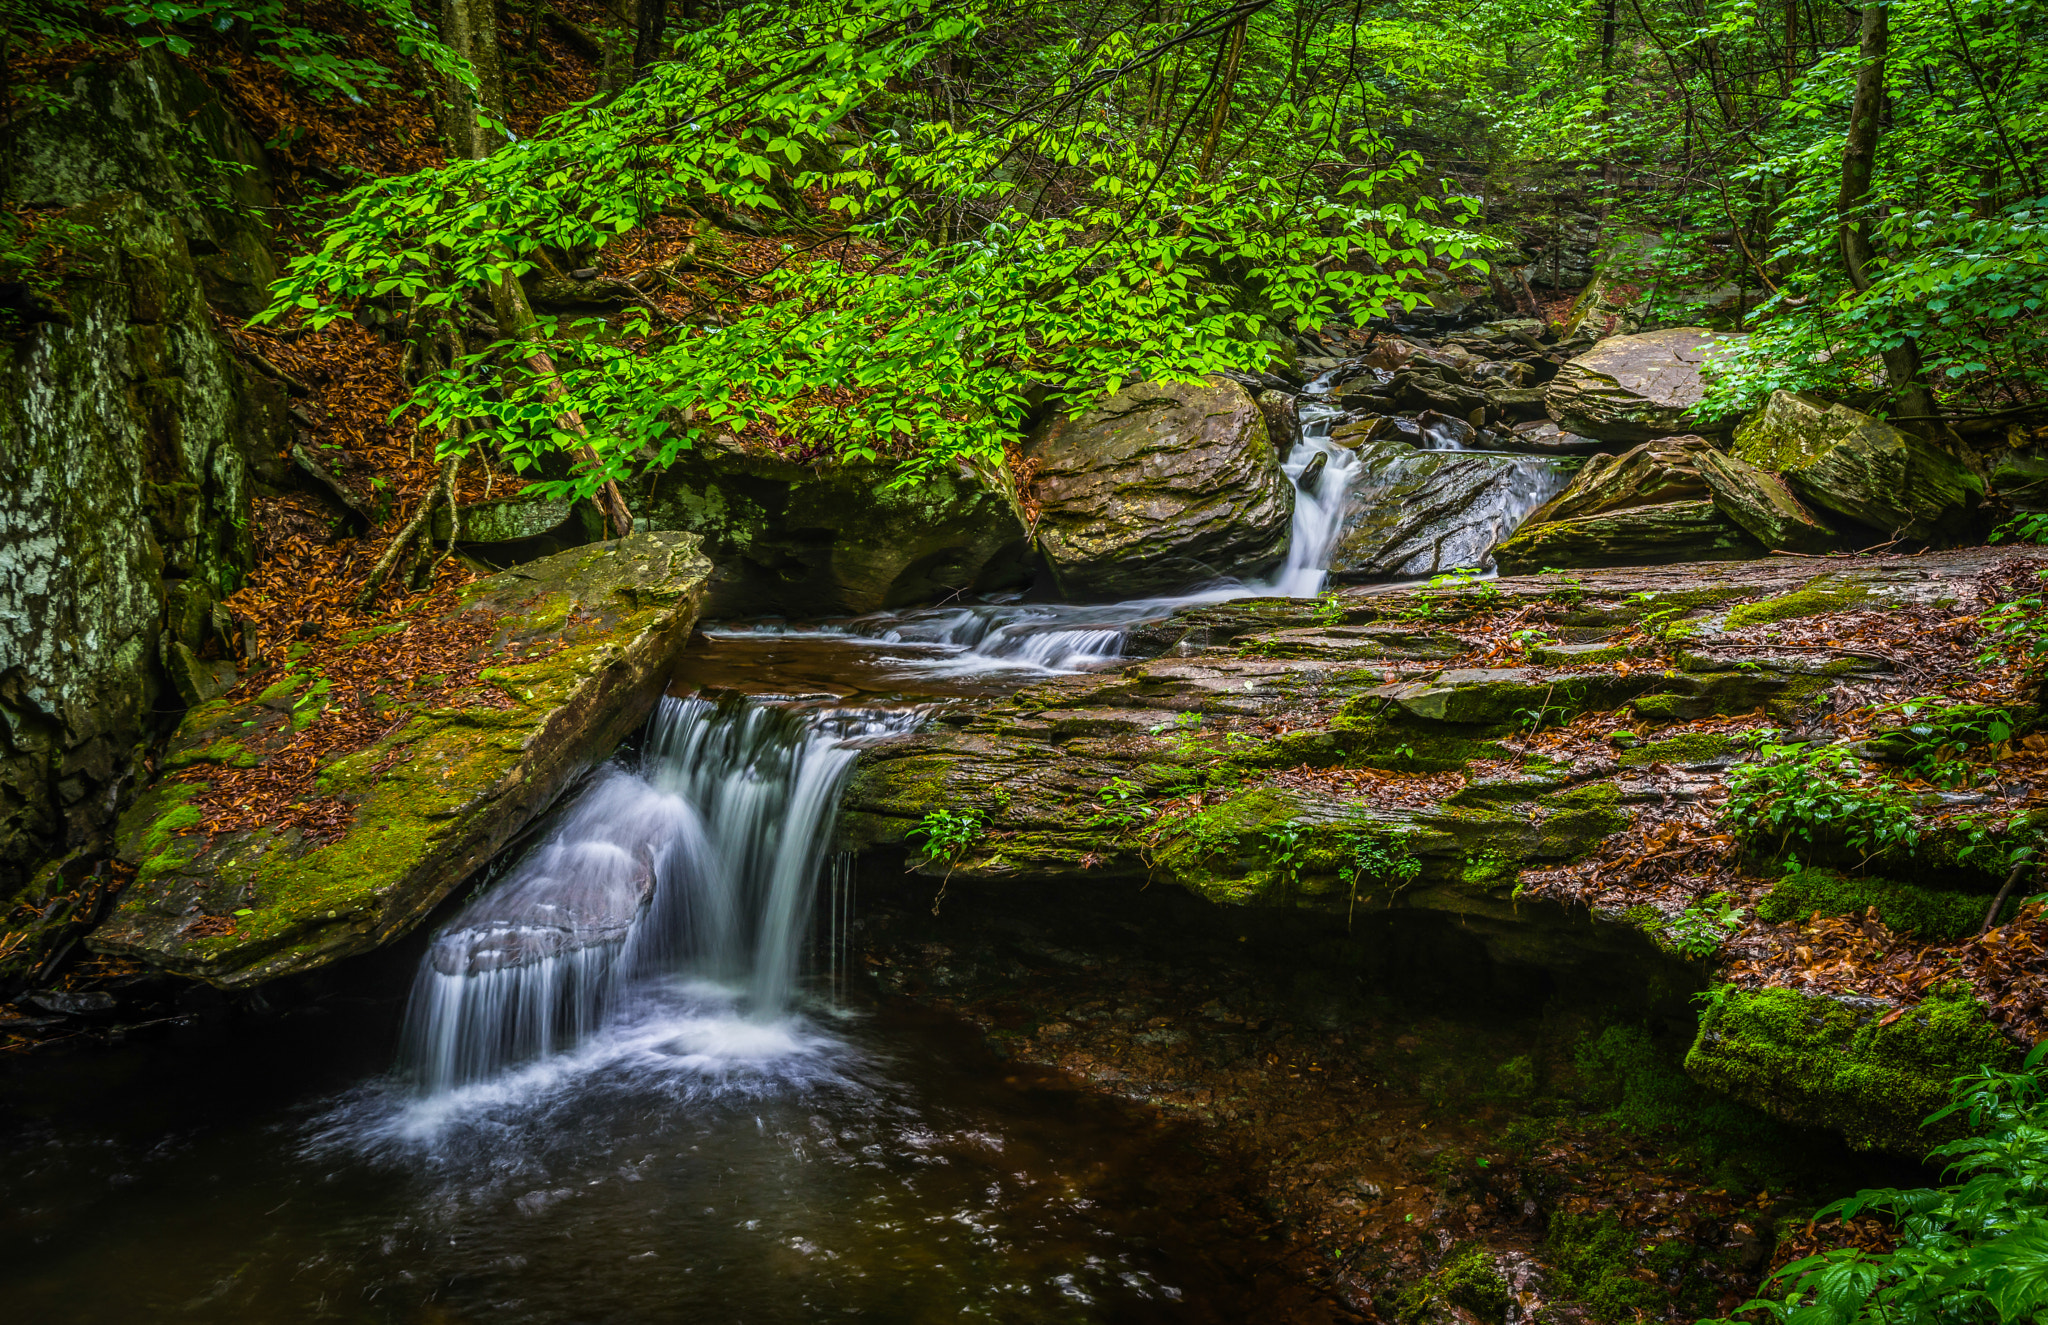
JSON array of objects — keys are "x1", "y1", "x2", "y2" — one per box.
[
  {"x1": 1491, "y1": 436, "x2": 1763, "y2": 571},
  {"x1": 1694, "y1": 448, "x2": 1841, "y2": 554},
  {"x1": 91, "y1": 532, "x2": 713, "y2": 986},
  {"x1": 837, "y1": 548, "x2": 2025, "y2": 1152},
  {"x1": 0, "y1": 194, "x2": 281, "y2": 893},
  {"x1": 1329, "y1": 441, "x2": 1575, "y2": 578},
  {"x1": 1733, "y1": 391, "x2": 1983, "y2": 542},
  {"x1": 1545, "y1": 328, "x2": 1743, "y2": 442},
  {"x1": 637, "y1": 442, "x2": 1030, "y2": 618},
  {"x1": 1019, "y1": 377, "x2": 1294, "y2": 600}
]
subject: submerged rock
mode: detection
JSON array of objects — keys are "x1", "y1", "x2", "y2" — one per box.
[
  {"x1": 1733, "y1": 391, "x2": 1983, "y2": 542},
  {"x1": 91, "y1": 532, "x2": 713, "y2": 987},
  {"x1": 637, "y1": 441, "x2": 1029, "y2": 618},
  {"x1": 1020, "y1": 377, "x2": 1294, "y2": 599},
  {"x1": 1329, "y1": 441, "x2": 1575, "y2": 578},
  {"x1": 1545, "y1": 328, "x2": 1743, "y2": 442}
]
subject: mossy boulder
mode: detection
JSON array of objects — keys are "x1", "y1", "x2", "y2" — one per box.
[
  {"x1": 1694, "y1": 448, "x2": 1842, "y2": 553},
  {"x1": 1733, "y1": 391, "x2": 1983, "y2": 542},
  {"x1": 1492, "y1": 500, "x2": 1763, "y2": 574},
  {"x1": 1686, "y1": 984, "x2": 2017, "y2": 1152},
  {"x1": 1755, "y1": 867, "x2": 1989, "y2": 941},
  {"x1": 90, "y1": 532, "x2": 713, "y2": 987},
  {"x1": 637, "y1": 439, "x2": 1029, "y2": 618},
  {"x1": 1544, "y1": 329, "x2": 1744, "y2": 442},
  {"x1": 1019, "y1": 376, "x2": 1294, "y2": 599}
]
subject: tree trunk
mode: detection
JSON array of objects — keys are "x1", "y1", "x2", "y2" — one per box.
[
  {"x1": 632, "y1": 0, "x2": 667, "y2": 70},
  {"x1": 438, "y1": 0, "x2": 507, "y2": 161},
  {"x1": 1837, "y1": 5, "x2": 1944, "y2": 430}
]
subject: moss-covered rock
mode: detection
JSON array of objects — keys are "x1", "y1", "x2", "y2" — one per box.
[
  {"x1": 89, "y1": 532, "x2": 712, "y2": 987},
  {"x1": 637, "y1": 440, "x2": 1029, "y2": 618},
  {"x1": 1685, "y1": 984, "x2": 2017, "y2": 1153},
  {"x1": 0, "y1": 192, "x2": 281, "y2": 899},
  {"x1": 1733, "y1": 391, "x2": 1983, "y2": 542},
  {"x1": 1544, "y1": 328, "x2": 1745, "y2": 442},
  {"x1": 1020, "y1": 376, "x2": 1294, "y2": 599},
  {"x1": 1755, "y1": 867, "x2": 1988, "y2": 941},
  {"x1": 1723, "y1": 577, "x2": 1875, "y2": 628}
]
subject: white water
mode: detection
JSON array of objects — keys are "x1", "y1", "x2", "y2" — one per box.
[
  {"x1": 399, "y1": 696, "x2": 923, "y2": 1095},
  {"x1": 706, "y1": 372, "x2": 1365, "y2": 680}
]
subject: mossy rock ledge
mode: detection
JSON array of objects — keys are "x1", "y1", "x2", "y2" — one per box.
[{"x1": 90, "y1": 531, "x2": 713, "y2": 987}]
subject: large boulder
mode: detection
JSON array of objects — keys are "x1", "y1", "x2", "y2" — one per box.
[
  {"x1": 1733, "y1": 391, "x2": 1983, "y2": 541},
  {"x1": 0, "y1": 194, "x2": 280, "y2": 901},
  {"x1": 637, "y1": 441, "x2": 1030, "y2": 618},
  {"x1": 90, "y1": 532, "x2": 713, "y2": 987},
  {"x1": 1694, "y1": 448, "x2": 1841, "y2": 554},
  {"x1": 1330, "y1": 441, "x2": 1576, "y2": 578},
  {"x1": 1546, "y1": 328, "x2": 1743, "y2": 442},
  {"x1": 1019, "y1": 377, "x2": 1294, "y2": 599},
  {"x1": 1491, "y1": 437, "x2": 1763, "y2": 572}
]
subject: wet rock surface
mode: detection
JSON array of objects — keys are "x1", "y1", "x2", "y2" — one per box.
[
  {"x1": 1733, "y1": 391, "x2": 1984, "y2": 542},
  {"x1": 1020, "y1": 377, "x2": 1295, "y2": 599},
  {"x1": 91, "y1": 532, "x2": 712, "y2": 987}
]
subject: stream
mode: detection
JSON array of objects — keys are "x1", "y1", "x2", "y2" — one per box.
[{"x1": 0, "y1": 372, "x2": 1573, "y2": 1324}]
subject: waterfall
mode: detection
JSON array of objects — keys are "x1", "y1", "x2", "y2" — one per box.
[{"x1": 399, "y1": 696, "x2": 923, "y2": 1094}]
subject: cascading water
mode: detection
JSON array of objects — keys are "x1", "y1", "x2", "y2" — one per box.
[
  {"x1": 705, "y1": 374, "x2": 1366, "y2": 679},
  {"x1": 399, "y1": 696, "x2": 922, "y2": 1093}
]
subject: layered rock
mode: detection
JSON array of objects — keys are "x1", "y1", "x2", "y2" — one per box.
[
  {"x1": 91, "y1": 532, "x2": 713, "y2": 986},
  {"x1": 1019, "y1": 377, "x2": 1293, "y2": 600},
  {"x1": 637, "y1": 442, "x2": 1030, "y2": 618},
  {"x1": 1733, "y1": 391, "x2": 1983, "y2": 542},
  {"x1": 1491, "y1": 436, "x2": 1763, "y2": 571},
  {"x1": 1694, "y1": 448, "x2": 1841, "y2": 554},
  {"x1": 1329, "y1": 441, "x2": 1575, "y2": 578},
  {"x1": 0, "y1": 194, "x2": 280, "y2": 893},
  {"x1": 1545, "y1": 328, "x2": 1743, "y2": 442},
  {"x1": 837, "y1": 548, "x2": 2025, "y2": 1152}
]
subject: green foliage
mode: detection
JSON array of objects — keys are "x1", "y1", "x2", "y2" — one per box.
[
  {"x1": 1338, "y1": 829, "x2": 1421, "y2": 925},
  {"x1": 4, "y1": 0, "x2": 465, "y2": 100},
  {"x1": 264, "y1": 0, "x2": 1496, "y2": 497},
  {"x1": 1658, "y1": 891, "x2": 1745, "y2": 958},
  {"x1": 1543, "y1": 1211, "x2": 1666, "y2": 1323},
  {"x1": 1312, "y1": 590, "x2": 1346, "y2": 627},
  {"x1": 1723, "y1": 742, "x2": 1923, "y2": 867},
  {"x1": 1977, "y1": 569, "x2": 2048, "y2": 686},
  {"x1": 1717, "y1": 1044, "x2": 2048, "y2": 1325},
  {"x1": 1757, "y1": 867, "x2": 1990, "y2": 942},
  {"x1": 1991, "y1": 513, "x2": 2048, "y2": 546},
  {"x1": 1397, "y1": 1244, "x2": 1510, "y2": 1324},
  {"x1": 1866, "y1": 701, "x2": 2017, "y2": 790},
  {"x1": 908, "y1": 806, "x2": 986, "y2": 868},
  {"x1": 1085, "y1": 776, "x2": 1154, "y2": 834}
]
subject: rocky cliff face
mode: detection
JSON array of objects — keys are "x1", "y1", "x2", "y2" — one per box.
[{"x1": 0, "y1": 193, "x2": 280, "y2": 891}]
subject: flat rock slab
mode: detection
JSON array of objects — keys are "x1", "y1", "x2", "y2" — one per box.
[
  {"x1": 92, "y1": 531, "x2": 712, "y2": 987},
  {"x1": 1545, "y1": 328, "x2": 1743, "y2": 442}
]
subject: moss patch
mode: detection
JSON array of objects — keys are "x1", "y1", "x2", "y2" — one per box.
[
  {"x1": 1685, "y1": 984, "x2": 2017, "y2": 1153},
  {"x1": 1756, "y1": 867, "x2": 1989, "y2": 941},
  {"x1": 1725, "y1": 579, "x2": 1874, "y2": 630}
]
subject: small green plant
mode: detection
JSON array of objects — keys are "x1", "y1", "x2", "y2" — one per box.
[
  {"x1": 1659, "y1": 891, "x2": 1744, "y2": 957},
  {"x1": 1510, "y1": 626, "x2": 1560, "y2": 654},
  {"x1": 1870, "y1": 701, "x2": 2015, "y2": 789},
  {"x1": 1990, "y1": 512, "x2": 2048, "y2": 545},
  {"x1": 1312, "y1": 590, "x2": 1346, "y2": 626},
  {"x1": 1429, "y1": 566, "x2": 1503, "y2": 607},
  {"x1": 1722, "y1": 742, "x2": 1923, "y2": 868},
  {"x1": 1716, "y1": 1043, "x2": 2048, "y2": 1325},
  {"x1": 1513, "y1": 699, "x2": 1574, "y2": 734},
  {"x1": 1338, "y1": 830, "x2": 1421, "y2": 926},
  {"x1": 1086, "y1": 776, "x2": 1155, "y2": 833},
  {"x1": 1263, "y1": 822, "x2": 1312, "y2": 889},
  {"x1": 1541, "y1": 569, "x2": 1587, "y2": 606},
  {"x1": 909, "y1": 807, "x2": 987, "y2": 915},
  {"x1": 1147, "y1": 711, "x2": 1204, "y2": 736},
  {"x1": 1977, "y1": 568, "x2": 2048, "y2": 686}
]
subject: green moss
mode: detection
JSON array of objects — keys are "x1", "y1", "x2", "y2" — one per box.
[
  {"x1": 1544, "y1": 1213, "x2": 1664, "y2": 1323},
  {"x1": 1617, "y1": 730, "x2": 1737, "y2": 767},
  {"x1": 1686, "y1": 984, "x2": 2018, "y2": 1152},
  {"x1": 1757, "y1": 867, "x2": 1989, "y2": 940},
  {"x1": 517, "y1": 590, "x2": 578, "y2": 634},
  {"x1": 1398, "y1": 1244, "x2": 1510, "y2": 1324},
  {"x1": 255, "y1": 670, "x2": 312, "y2": 705},
  {"x1": 1725, "y1": 579, "x2": 1875, "y2": 630},
  {"x1": 164, "y1": 738, "x2": 258, "y2": 770}
]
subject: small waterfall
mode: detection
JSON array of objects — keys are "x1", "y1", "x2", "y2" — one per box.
[{"x1": 399, "y1": 696, "x2": 923, "y2": 1094}]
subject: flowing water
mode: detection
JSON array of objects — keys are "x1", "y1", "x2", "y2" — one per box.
[{"x1": 0, "y1": 363, "x2": 1542, "y2": 1323}]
